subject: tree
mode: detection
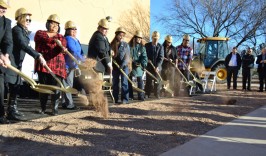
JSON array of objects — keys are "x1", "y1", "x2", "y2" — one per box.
[
  {"x1": 157, "y1": 0, "x2": 266, "y2": 47},
  {"x1": 118, "y1": 1, "x2": 150, "y2": 42}
]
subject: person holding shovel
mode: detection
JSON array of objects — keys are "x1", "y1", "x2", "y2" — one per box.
[
  {"x1": 5, "y1": 8, "x2": 46, "y2": 121},
  {"x1": 0, "y1": 0, "x2": 12, "y2": 124},
  {"x1": 62, "y1": 20, "x2": 84, "y2": 110},
  {"x1": 144, "y1": 31, "x2": 164, "y2": 99},
  {"x1": 110, "y1": 27, "x2": 130, "y2": 104},
  {"x1": 128, "y1": 30, "x2": 148, "y2": 101},
  {"x1": 34, "y1": 14, "x2": 67, "y2": 116},
  {"x1": 161, "y1": 35, "x2": 177, "y2": 97}
]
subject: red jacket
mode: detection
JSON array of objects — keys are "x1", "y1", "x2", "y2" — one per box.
[{"x1": 34, "y1": 30, "x2": 67, "y2": 79}]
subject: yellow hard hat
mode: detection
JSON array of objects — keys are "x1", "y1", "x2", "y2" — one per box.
[
  {"x1": 115, "y1": 27, "x2": 126, "y2": 34},
  {"x1": 65, "y1": 20, "x2": 76, "y2": 30},
  {"x1": 152, "y1": 31, "x2": 160, "y2": 39},
  {"x1": 98, "y1": 18, "x2": 109, "y2": 29},
  {"x1": 134, "y1": 30, "x2": 143, "y2": 38},
  {"x1": 183, "y1": 34, "x2": 190, "y2": 40},
  {"x1": 15, "y1": 8, "x2": 32, "y2": 20},
  {"x1": 165, "y1": 35, "x2": 173, "y2": 43},
  {"x1": 0, "y1": 0, "x2": 9, "y2": 8},
  {"x1": 47, "y1": 14, "x2": 60, "y2": 24}
]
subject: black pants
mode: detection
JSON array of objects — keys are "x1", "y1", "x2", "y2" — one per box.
[
  {"x1": 0, "y1": 74, "x2": 5, "y2": 117},
  {"x1": 37, "y1": 72, "x2": 61, "y2": 111},
  {"x1": 227, "y1": 66, "x2": 239, "y2": 89},
  {"x1": 144, "y1": 68, "x2": 162, "y2": 97},
  {"x1": 242, "y1": 68, "x2": 251, "y2": 90},
  {"x1": 258, "y1": 68, "x2": 266, "y2": 91},
  {"x1": 161, "y1": 66, "x2": 175, "y2": 91}
]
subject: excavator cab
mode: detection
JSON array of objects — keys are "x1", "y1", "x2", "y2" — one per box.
[{"x1": 193, "y1": 37, "x2": 230, "y2": 83}]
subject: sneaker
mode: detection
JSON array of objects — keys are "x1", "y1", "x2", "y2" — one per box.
[
  {"x1": 52, "y1": 110, "x2": 58, "y2": 116},
  {"x1": 66, "y1": 106, "x2": 80, "y2": 110},
  {"x1": 38, "y1": 109, "x2": 46, "y2": 114}
]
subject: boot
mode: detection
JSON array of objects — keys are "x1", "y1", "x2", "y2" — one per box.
[
  {"x1": 51, "y1": 99, "x2": 59, "y2": 116},
  {"x1": 7, "y1": 96, "x2": 24, "y2": 121},
  {"x1": 7, "y1": 94, "x2": 24, "y2": 117},
  {"x1": 0, "y1": 116, "x2": 10, "y2": 124}
]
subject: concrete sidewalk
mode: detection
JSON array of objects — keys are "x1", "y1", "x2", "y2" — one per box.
[{"x1": 161, "y1": 105, "x2": 266, "y2": 156}]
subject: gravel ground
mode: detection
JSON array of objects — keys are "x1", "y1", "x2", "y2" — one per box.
[{"x1": 0, "y1": 84, "x2": 265, "y2": 156}]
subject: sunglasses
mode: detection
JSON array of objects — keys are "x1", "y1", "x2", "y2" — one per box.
[
  {"x1": 26, "y1": 19, "x2": 31, "y2": 23},
  {"x1": 70, "y1": 28, "x2": 77, "y2": 30}
]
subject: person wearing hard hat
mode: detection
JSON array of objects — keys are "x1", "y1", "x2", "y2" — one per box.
[
  {"x1": 62, "y1": 20, "x2": 84, "y2": 110},
  {"x1": 4, "y1": 8, "x2": 47, "y2": 121},
  {"x1": 128, "y1": 30, "x2": 148, "y2": 101},
  {"x1": 110, "y1": 27, "x2": 130, "y2": 104},
  {"x1": 176, "y1": 34, "x2": 193, "y2": 95},
  {"x1": 161, "y1": 35, "x2": 177, "y2": 97},
  {"x1": 34, "y1": 14, "x2": 67, "y2": 116},
  {"x1": 87, "y1": 18, "x2": 112, "y2": 77},
  {"x1": 144, "y1": 31, "x2": 164, "y2": 99},
  {"x1": 0, "y1": 0, "x2": 12, "y2": 124}
]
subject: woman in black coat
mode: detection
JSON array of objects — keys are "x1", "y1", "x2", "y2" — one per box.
[{"x1": 5, "y1": 8, "x2": 46, "y2": 120}]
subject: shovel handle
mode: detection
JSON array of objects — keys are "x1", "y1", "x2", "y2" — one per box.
[
  {"x1": 148, "y1": 60, "x2": 163, "y2": 81},
  {"x1": 55, "y1": 39, "x2": 87, "y2": 70},
  {"x1": 113, "y1": 60, "x2": 145, "y2": 93},
  {"x1": 43, "y1": 64, "x2": 64, "y2": 88}
]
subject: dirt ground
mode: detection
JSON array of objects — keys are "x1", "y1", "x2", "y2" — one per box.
[{"x1": 0, "y1": 84, "x2": 265, "y2": 156}]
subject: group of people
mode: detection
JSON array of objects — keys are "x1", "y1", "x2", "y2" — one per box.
[
  {"x1": 225, "y1": 46, "x2": 266, "y2": 92},
  {"x1": 0, "y1": 2, "x2": 84, "y2": 124},
  {"x1": 89, "y1": 18, "x2": 193, "y2": 104},
  {"x1": 1, "y1": 1, "x2": 265, "y2": 125}
]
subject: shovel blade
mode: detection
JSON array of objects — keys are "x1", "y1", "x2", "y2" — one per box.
[{"x1": 193, "y1": 78, "x2": 203, "y2": 85}]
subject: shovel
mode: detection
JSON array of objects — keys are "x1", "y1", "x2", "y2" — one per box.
[
  {"x1": 43, "y1": 64, "x2": 78, "y2": 94},
  {"x1": 148, "y1": 60, "x2": 174, "y2": 95},
  {"x1": 6, "y1": 64, "x2": 54, "y2": 94},
  {"x1": 177, "y1": 58, "x2": 203, "y2": 85},
  {"x1": 113, "y1": 60, "x2": 145, "y2": 93},
  {"x1": 168, "y1": 61, "x2": 196, "y2": 87},
  {"x1": 54, "y1": 39, "x2": 87, "y2": 70}
]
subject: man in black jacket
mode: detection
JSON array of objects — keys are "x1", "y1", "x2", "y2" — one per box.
[
  {"x1": 145, "y1": 31, "x2": 164, "y2": 98},
  {"x1": 225, "y1": 47, "x2": 242, "y2": 90},
  {"x1": 0, "y1": 1, "x2": 12, "y2": 124},
  {"x1": 242, "y1": 47, "x2": 255, "y2": 91},
  {"x1": 87, "y1": 18, "x2": 112, "y2": 77},
  {"x1": 256, "y1": 47, "x2": 266, "y2": 92}
]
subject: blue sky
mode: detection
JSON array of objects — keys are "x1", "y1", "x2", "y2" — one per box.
[
  {"x1": 150, "y1": 0, "x2": 179, "y2": 44},
  {"x1": 150, "y1": 0, "x2": 265, "y2": 51}
]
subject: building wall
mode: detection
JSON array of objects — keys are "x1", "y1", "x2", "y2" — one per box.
[
  {"x1": 5, "y1": 0, "x2": 150, "y2": 79},
  {"x1": 5, "y1": 0, "x2": 150, "y2": 45}
]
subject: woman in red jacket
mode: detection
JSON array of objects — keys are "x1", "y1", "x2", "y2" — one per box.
[{"x1": 34, "y1": 14, "x2": 67, "y2": 115}]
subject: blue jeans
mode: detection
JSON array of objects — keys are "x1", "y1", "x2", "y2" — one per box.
[
  {"x1": 62, "y1": 68, "x2": 75, "y2": 108},
  {"x1": 129, "y1": 76, "x2": 144, "y2": 99},
  {"x1": 112, "y1": 67, "x2": 129, "y2": 103}
]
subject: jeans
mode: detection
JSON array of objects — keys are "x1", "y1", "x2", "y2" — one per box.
[{"x1": 112, "y1": 67, "x2": 129, "y2": 103}]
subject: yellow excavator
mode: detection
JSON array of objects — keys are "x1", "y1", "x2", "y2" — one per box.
[{"x1": 192, "y1": 37, "x2": 230, "y2": 83}]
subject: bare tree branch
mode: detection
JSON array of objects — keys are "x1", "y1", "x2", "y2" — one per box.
[
  {"x1": 118, "y1": 1, "x2": 150, "y2": 42},
  {"x1": 157, "y1": 0, "x2": 266, "y2": 46}
]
